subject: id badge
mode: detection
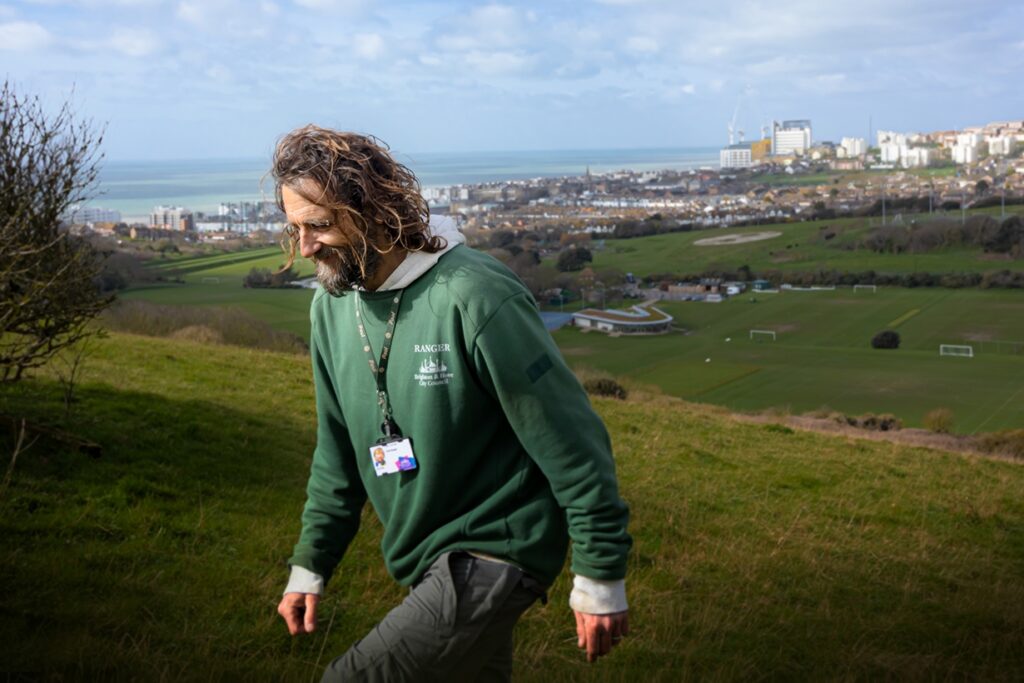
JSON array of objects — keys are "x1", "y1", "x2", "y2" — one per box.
[{"x1": 369, "y1": 438, "x2": 417, "y2": 476}]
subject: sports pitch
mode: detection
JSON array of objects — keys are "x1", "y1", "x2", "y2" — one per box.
[
  {"x1": 127, "y1": 248, "x2": 1024, "y2": 433},
  {"x1": 553, "y1": 287, "x2": 1024, "y2": 434}
]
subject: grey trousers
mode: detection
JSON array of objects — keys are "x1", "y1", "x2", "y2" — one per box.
[{"x1": 321, "y1": 552, "x2": 547, "y2": 683}]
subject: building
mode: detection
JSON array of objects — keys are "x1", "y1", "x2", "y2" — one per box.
[
  {"x1": 876, "y1": 131, "x2": 934, "y2": 168},
  {"x1": 903, "y1": 147, "x2": 933, "y2": 168},
  {"x1": 988, "y1": 136, "x2": 1018, "y2": 157},
  {"x1": 151, "y1": 205, "x2": 195, "y2": 232},
  {"x1": 772, "y1": 120, "x2": 812, "y2": 156},
  {"x1": 720, "y1": 143, "x2": 753, "y2": 169},
  {"x1": 839, "y1": 137, "x2": 866, "y2": 158},
  {"x1": 952, "y1": 133, "x2": 982, "y2": 165},
  {"x1": 571, "y1": 306, "x2": 673, "y2": 335},
  {"x1": 66, "y1": 205, "x2": 122, "y2": 224},
  {"x1": 751, "y1": 138, "x2": 772, "y2": 161},
  {"x1": 877, "y1": 131, "x2": 907, "y2": 164}
]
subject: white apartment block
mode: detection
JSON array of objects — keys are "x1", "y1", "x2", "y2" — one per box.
[
  {"x1": 903, "y1": 147, "x2": 933, "y2": 168},
  {"x1": 771, "y1": 120, "x2": 812, "y2": 156},
  {"x1": 720, "y1": 144, "x2": 753, "y2": 169},
  {"x1": 987, "y1": 136, "x2": 1018, "y2": 157},
  {"x1": 877, "y1": 131, "x2": 907, "y2": 164},
  {"x1": 952, "y1": 132, "x2": 983, "y2": 165},
  {"x1": 876, "y1": 131, "x2": 934, "y2": 168},
  {"x1": 952, "y1": 144, "x2": 978, "y2": 164},
  {"x1": 839, "y1": 137, "x2": 866, "y2": 158}
]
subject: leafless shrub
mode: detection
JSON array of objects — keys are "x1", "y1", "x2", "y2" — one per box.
[
  {"x1": 834, "y1": 412, "x2": 903, "y2": 432},
  {"x1": 1, "y1": 81, "x2": 111, "y2": 383},
  {"x1": 1, "y1": 419, "x2": 39, "y2": 496},
  {"x1": 923, "y1": 408, "x2": 955, "y2": 434},
  {"x1": 54, "y1": 336, "x2": 98, "y2": 420}
]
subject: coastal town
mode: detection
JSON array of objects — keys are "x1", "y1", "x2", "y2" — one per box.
[{"x1": 68, "y1": 117, "x2": 1024, "y2": 242}]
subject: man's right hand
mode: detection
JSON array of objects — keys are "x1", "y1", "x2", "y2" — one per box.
[{"x1": 278, "y1": 592, "x2": 319, "y2": 635}]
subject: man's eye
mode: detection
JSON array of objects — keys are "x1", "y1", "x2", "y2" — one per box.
[{"x1": 309, "y1": 222, "x2": 332, "y2": 230}]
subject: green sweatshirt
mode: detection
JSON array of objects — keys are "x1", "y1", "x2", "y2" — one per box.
[{"x1": 289, "y1": 245, "x2": 631, "y2": 587}]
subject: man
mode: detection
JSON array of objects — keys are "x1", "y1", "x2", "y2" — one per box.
[{"x1": 274, "y1": 125, "x2": 631, "y2": 682}]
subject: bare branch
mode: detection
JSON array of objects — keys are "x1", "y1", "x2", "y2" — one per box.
[{"x1": 0, "y1": 81, "x2": 110, "y2": 383}]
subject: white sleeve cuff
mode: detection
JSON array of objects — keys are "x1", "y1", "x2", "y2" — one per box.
[
  {"x1": 568, "y1": 575, "x2": 627, "y2": 615},
  {"x1": 284, "y1": 565, "x2": 324, "y2": 596}
]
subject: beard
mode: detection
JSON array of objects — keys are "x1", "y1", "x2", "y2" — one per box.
[{"x1": 314, "y1": 243, "x2": 383, "y2": 296}]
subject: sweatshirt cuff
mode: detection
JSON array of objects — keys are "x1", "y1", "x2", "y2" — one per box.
[
  {"x1": 568, "y1": 575, "x2": 628, "y2": 615},
  {"x1": 284, "y1": 565, "x2": 324, "y2": 596}
]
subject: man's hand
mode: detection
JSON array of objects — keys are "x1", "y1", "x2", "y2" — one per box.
[
  {"x1": 278, "y1": 592, "x2": 319, "y2": 635},
  {"x1": 573, "y1": 609, "x2": 629, "y2": 662}
]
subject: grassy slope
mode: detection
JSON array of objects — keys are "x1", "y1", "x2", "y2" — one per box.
[
  {"x1": 124, "y1": 247, "x2": 317, "y2": 340},
  {"x1": 555, "y1": 287, "x2": 1024, "y2": 433},
  {"x1": 585, "y1": 207, "x2": 1024, "y2": 278},
  {"x1": 1, "y1": 334, "x2": 1022, "y2": 680}
]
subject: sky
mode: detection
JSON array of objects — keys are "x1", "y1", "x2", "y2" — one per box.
[{"x1": 2, "y1": 0, "x2": 1023, "y2": 160}]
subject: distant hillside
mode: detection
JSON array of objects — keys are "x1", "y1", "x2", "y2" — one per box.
[
  {"x1": 1, "y1": 334, "x2": 1022, "y2": 680},
  {"x1": 584, "y1": 208, "x2": 1024, "y2": 279}
]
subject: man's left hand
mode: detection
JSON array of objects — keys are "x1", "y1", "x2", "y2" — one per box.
[{"x1": 573, "y1": 609, "x2": 629, "y2": 662}]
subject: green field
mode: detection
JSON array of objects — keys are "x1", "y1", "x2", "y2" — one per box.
[
  {"x1": 121, "y1": 245, "x2": 1024, "y2": 433},
  {"x1": 555, "y1": 287, "x2": 1024, "y2": 433},
  {"x1": 2, "y1": 333, "x2": 1022, "y2": 680},
  {"x1": 585, "y1": 208, "x2": 1024, "y2": 277},
  {"x1": 125, "y1": 247, "x2": 316, "y2": 339}
]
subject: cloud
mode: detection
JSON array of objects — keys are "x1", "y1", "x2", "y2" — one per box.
[
  {"x1": 110, "y1": 26, "x2": 158, "y2": 57},
  {"x1": 24, "y1": 0, "x2": 161, "y2": 5},
  {"x1": 175, "y1": 1, "x2": 203, "y2": 25},
  {"x1": 463, "y1": 50, "x2": 534, "y2": 76},
  {"x1": 798, "y1": 73, "x2": 848, "y2": 94},
  {"x1": 204, "y1": 63, "x2": 232, "y2": 82},
  {"x1": 175, "y1": 0, "x2": 274, "y2": 37},
  {"x1": 0, "y1": 21, "x2": 52, "y2": 50},
  {"x1": 293, "y1": 0, "x2": 364, "y2": 11},
  {"x1": 353, "y1": 32, "x2": 384, "y2": 60},
  {"x1": 625, "y1": 35, "x2": 658, "y2": 54},
  {"x1": 437, "y1": 4, "x2": 529, "y2": 52},
  {"x1": 681, "y1": 83, "x2": 696, "y2": 95}
]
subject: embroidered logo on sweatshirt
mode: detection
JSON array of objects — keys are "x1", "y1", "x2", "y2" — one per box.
[{"x1": 413, "y1": 344, "x2": 455, "y2": 387}]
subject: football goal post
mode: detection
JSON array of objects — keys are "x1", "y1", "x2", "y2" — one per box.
[
  {"x1": 939, "y1": 344, "x2": 974, "y2": 358},
  {"x1": 201, "y1": 276, "x2": 221, "y2": 284},
  {"x1": 750, "y1": 329, "x2": 777, "y2": 341},
  {"x1": 853, "y1": 284, "x2": 877, "y2": 293}
]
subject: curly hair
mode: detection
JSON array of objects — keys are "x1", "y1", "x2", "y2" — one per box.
[{"x1": 271, "y1": 125, "x2": 443, "y2": 270}]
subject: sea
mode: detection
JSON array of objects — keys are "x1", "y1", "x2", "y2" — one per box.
[{"x1": 93, "y1": 147, "x2": 719, "y2": 222}]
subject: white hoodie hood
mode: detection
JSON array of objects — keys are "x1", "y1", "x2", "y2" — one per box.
[{"x1": 375, "y1": 218, "x2": 466, "y2": 291}]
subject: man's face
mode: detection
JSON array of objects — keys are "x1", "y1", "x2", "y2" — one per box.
[{"x1": 281, "y1": 183, "x2": 382, "y2": 295}]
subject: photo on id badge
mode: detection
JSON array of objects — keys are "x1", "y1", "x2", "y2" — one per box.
[{"x1": 370, "y1": 439, "x2": 418, "y2": 476}]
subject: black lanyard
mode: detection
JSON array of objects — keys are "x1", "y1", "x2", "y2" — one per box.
[{"x1": 355, "y1": 290, "x2": 404, "y2": 439}]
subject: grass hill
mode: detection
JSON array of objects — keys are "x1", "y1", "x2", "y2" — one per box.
[
  {"x1": 1, "y1": 334, "x2": 1022, "y2": 680},
  {"x1": 585, "y1": 207, "x2": 1024, "y2": 278}
]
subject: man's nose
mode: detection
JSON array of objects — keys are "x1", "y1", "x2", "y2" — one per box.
[{"x1": 299, "y1": 229, "x2": 321, "y2": 259}]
